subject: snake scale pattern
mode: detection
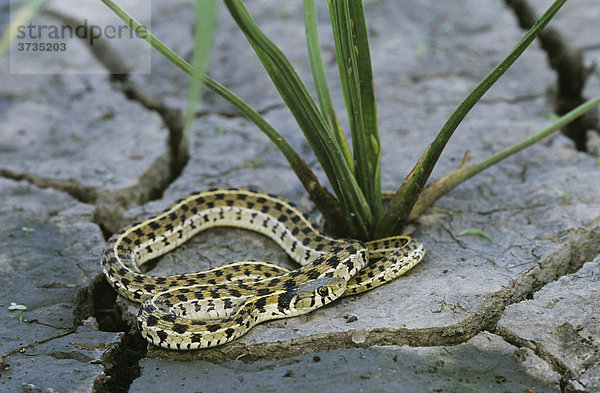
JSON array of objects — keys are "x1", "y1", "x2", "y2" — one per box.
[{"x1": 101, "y1": 188, "x2": 425, "y2": 350}]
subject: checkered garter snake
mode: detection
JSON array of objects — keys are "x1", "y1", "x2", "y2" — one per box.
[{"x1": 101, "y1": 189, "x2": 425, "y2": 349}]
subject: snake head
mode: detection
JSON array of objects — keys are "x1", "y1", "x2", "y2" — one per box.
[{"x1": 292, "y1": 276, "x2": 347, "y2": 312}]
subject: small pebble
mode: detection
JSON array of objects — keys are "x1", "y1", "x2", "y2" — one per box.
[{"x1": 345, "y1": 314, "x2": 358, "y2": 323}]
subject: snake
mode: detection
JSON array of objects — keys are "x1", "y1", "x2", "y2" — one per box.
[{"x1": 101, "y1": 188, "x2": 425, "y2": 350}]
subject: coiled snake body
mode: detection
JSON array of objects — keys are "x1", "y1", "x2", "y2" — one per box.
[{"x1": 101, "y1": 189, "x2": 424, "y2": 350}]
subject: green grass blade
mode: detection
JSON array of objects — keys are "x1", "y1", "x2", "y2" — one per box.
[
  {"x1": 0, "y1": 0, "x2": 47, "y2": 58},
  {"x1": 328, "y1": 0, "x2": 373, "y2": 211},
  {"x1": 224, "y1": 0, "x2": 373, "y2": 238},
  {"x1": 409, "y1": 93, "x2": 600, "y2": 219},
  {"x1": 100, "y1": 0, "x2": 349, "y2": 234},
  {"x1": 328, "y1": 0, "x2": 382, "y2": 220},
  {"x1": 375, "y1": 0, "x2": 567, "y2": 237},
  {"x1": 458, "y1": 229, "x2": 492, "y2": 241},
  {"x1": 303, "y1": 0, "x2": 354, "y2": 172},
  {"x1": 347, "y1": 0, "x2": 382, "y2": 218},
  {"x1": 182, "y1": 1, "x2": 219, "y2": 159},
  {"x1": 223, "y1": 1, "x2": 337, "y2": 192}
]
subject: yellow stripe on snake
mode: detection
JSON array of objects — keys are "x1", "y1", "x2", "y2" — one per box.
[{"x1": 101, "y1": 189, "x2": 424, "y2": 350}]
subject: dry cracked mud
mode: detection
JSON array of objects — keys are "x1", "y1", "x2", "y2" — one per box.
[{"x1": 1, "y1": 0, "x2": 599, "y2": 392}]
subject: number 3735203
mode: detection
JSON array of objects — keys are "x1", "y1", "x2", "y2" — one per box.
[{"x1": 17, "y1": 42, "x2": 66, "y2": 51}]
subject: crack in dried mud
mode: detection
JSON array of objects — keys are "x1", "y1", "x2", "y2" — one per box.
[
  {"x1": 495, "y1": 326, "x2": 583, "y2": 393},
  {"x1": 0, "y1": 168, "x2": 98, "y2": 204},
  {"x1": 0, "y1": 328, "x2": 77, "y2": 372},
  {"x1": 504, "y1": 0, "x2": 600, "y2": 151}
]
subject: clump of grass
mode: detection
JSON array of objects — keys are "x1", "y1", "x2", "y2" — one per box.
[{"x1": 97, "y1": 0, "x2": 598, "y2": 240}]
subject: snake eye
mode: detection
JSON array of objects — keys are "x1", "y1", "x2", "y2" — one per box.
[{"x1": 316, "y1": 286, "x2": 329, "y2": 297}]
